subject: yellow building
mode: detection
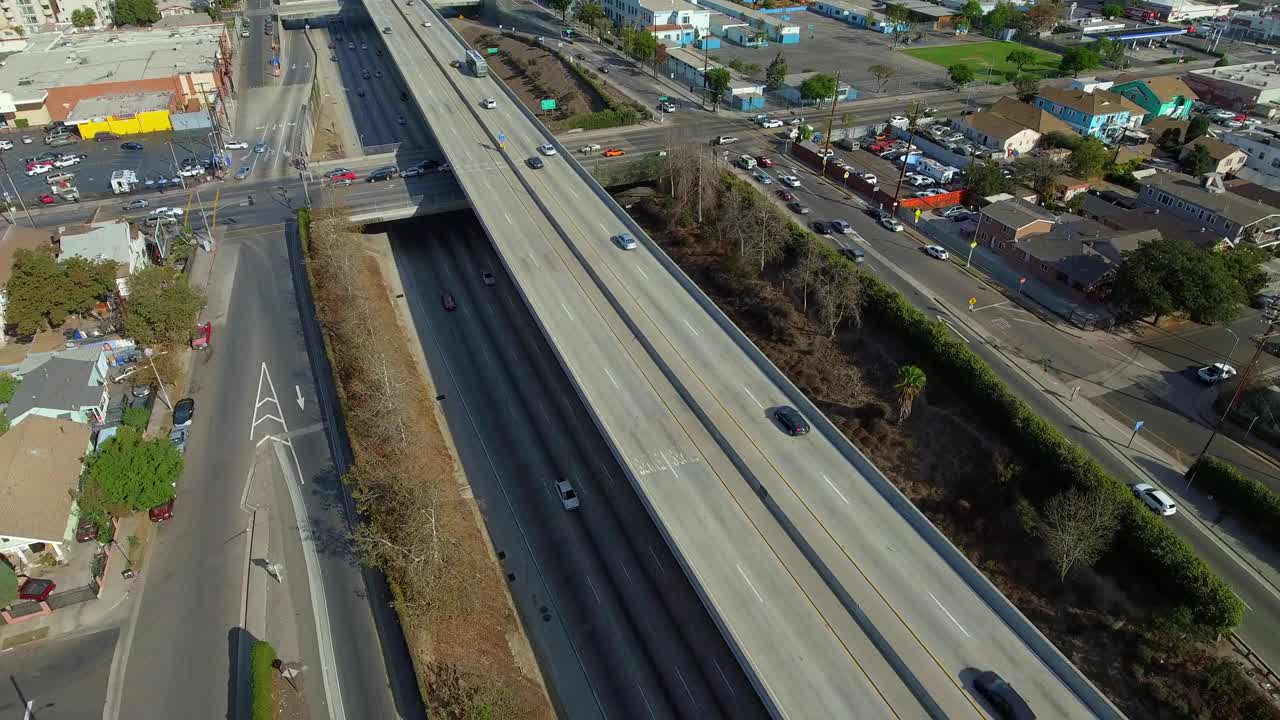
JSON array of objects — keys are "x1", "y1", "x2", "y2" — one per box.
[{"x1": 66, "y1": 91, "x2": 174, "y2": 139}]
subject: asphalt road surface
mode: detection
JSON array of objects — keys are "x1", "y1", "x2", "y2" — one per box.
[
  {"x1": 389, "y1": 215, "x2": 765, "y2": 719},
  {"x1": 0, "y1": 628, "x2": 117, "y2": 720}
]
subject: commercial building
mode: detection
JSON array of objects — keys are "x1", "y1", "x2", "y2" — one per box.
[
  {"x1": 603, "y1": 0, "x2": 712, "y2": 32},
  {"x1": 958, "y1": 96, "x2": 1076, "y2": 157},
  {"x1": 664, "y1": 45, "x2": 765, "y2": 109},
  {"x1": 695, "y1": 0, "x2": 801, "y2": 44},
  {"x1": 1033, "y1": 85, "x2": 1146, "y2": 138},
  {"x1": 1222, "y1": 129, "x2": 1280, "y2": 183},
  {"x1": 1184, "y1": 61, "x2": 1280, "y2": 111},
  {"x1": 880, "y1": 0, "x2": 960, "y2": 28},
  {"x1": 1110, "y1": 74, "x2": 1197, "y2": 123},
  {"x1": 1137, "y1": 171, "x2": 1280, "y2": 246},
  {"x1": 810, "y1": 0, "x2": 872, "y2": 27},
  {"x1": 650, "y1": 23, "x2": 699, "y2": 45},
  {"x1": 0, "y1": 24, "x2": 231, "y2": 131},
  {"x1": 1135, "y1": 0, "x2": 1236, "y2": 21},
  {"x1": 778, "y1": 72, "x2": 855, "y2": 106},
  {"x1": 0, "y1": 0, "x2": 112, "y2": 32}
]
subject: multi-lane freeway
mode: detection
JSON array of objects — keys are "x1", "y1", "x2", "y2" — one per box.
[{"x1": 358, "y1": 0, "x2": 1118, "y2": 717}]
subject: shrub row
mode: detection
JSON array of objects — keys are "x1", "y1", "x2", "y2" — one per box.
[
  {"x1": 250, "y1": 640, "x2": 277, "y2": 720},
  {"x1": 554, "y1": 107, "x2": 641, "y2": 131},
  {"x1": 1187, "y1": 456, "x2": 1280, "y2": 544},
  {"x1": 855, "y1": 264, "x2": 1244, "y2": 633}
]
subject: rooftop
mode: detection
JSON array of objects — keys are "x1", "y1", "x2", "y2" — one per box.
[
  {"x1": 57, "y1": 220, "x2": 136, "y2": 270},
  {"x1": 0, "y1": 25, "x2": 225, "y2": 105},
  {"x1": 0, "y1": 226, "x2": 53, "y2": 287},
  {"x1": 1098, "y1": 205, "x2": 1229, "y2": 248},
  {"x1": 815, "y1": 0, "x2": 872, "y2": 12},
  {"x1": 987, "y1": 97, "x2": 1077, "y2": 134},
  {"x1": 8, "y1": 356, "x2": 105, "y2": 421},
  {"x1": 884, "y1": 0, "x2": 957, "y2": 16},
  {"x1": 1146, "y1": 115, "x2": 1190, "y2": 140},
  {"x1": 1189, "y1": 61, "x2": 1280, "y2": 91},
  {"x1": 0, "y1": 416, "x2": 91, "y2": 542},
  {"x1": 1139, "y1": 171, "x2": 1280, "y2": 227},
  {"x1": 1113, "y1": 73, "x2": 1199, "y2": 102},
  {"x1": 65, "y1": 91, "x2": 175, "y2": 123},
  {"x1": 1185, "y1": 135, "x2": 1245, "y2": 162},
  {"x1": 981, "y1": 198, "x2": 1057, "y2": 230},
  {"x1": 637, "y1": 0, "x2": 706, "y2": 13},
  {"x1": 1036, "y1": 85, "x2": 1147, "y2": 118}
]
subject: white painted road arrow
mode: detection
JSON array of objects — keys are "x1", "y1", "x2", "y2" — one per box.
[{"x1": 295, "y1": 385, "x2": 305, "y2": 410}]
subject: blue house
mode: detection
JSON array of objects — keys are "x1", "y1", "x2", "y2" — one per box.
[{"x1": 1032, "y1": 85, "x2": 1147, "y2": 139}]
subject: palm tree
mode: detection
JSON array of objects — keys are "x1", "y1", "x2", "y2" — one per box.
[{"x1": 895, "y1": 365, "x2": 927, "y2": 424}]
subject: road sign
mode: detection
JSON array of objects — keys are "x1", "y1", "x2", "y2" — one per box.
[
  {"x1": 1128, "y1": 420, "x2": 1144, "y2": 447},
  {"x1": 541, "y1": 99, "x2": 557, "y2": 111},
  {"x1": 913, "y1": 208, "x2": 922, "y2": 220},
  {"x1": 658, "y1": 95, "x2": 668, "y2": 101},
  {"x1": 843, "y1": 171, "x2": 850, "y2": 179},
  {"x1": 970, "y1": 240, "x2": 977, "y2": 248},
  {"x1": 969, "y1": 297, "x2": 977, "y2": 306},
  {"x1": 497, "y1": 131, "x2": 507, "y2": 147},
  {"x1": 486, "y1": 47, "x2": 499, "y2": 54},
  {"x1": 1134, "y1": 420, "x2": 1144, "y2": 432}
]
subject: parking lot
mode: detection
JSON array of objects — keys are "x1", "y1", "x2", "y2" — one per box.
[
  {"x1": 0, "y1": 128, "x2": 257, "y2": 207},
  {"x1": 701, "y1": 10, "x2": 958, "y2": 98}
]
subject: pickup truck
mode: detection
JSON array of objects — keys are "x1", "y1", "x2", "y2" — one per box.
[{"x1": 579, "y1": 143, "x2": 601, "y2": 154}]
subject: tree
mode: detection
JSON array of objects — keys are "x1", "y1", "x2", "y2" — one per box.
[
  {"x1": 1012, "y1": 154, "x2": 1064, "y2": 201},
  {"x1": 965, "y1": 160, "x2": 1011, "y2": 196},
  {"x1": 1157, "y1": 126, "x2": 1184, "y2": 152},
  {"x1": 113, "y1": 0, "x2": 159, "y2": 25},
  {"x1": 1216, "y1": 54, "x2": 1231, "y2": 67},
  {"x1": 1112, "y1": 237, "x2": 1249, "y2": 324},
  {"x1": 121, "y1": 265, "x2": 207, "y2": 347},
  {"x1": 983, "y1": 1, "x2": 1017, "y2": 32},
  {"x1": 1094, "y1": 37, "x2": 1127, "y2": 68},
  {"x1": 1013, "y1": 73, "x2": 1041, "y2": 102},
  {"x1": 868, "y1": 63, "x2": 896, "y2": 94},
  {"x1": 960, "y1": 0, "x2": 984, "y2": 26},
  {"x1": 1058, "y1": 46, "x2": 1100, "y2": 77},
  {"x1": 0, "y1": 563, "x2": 16, "y2": 608},
  {"x1": 1038, "y1": 488, "x2": 1121, "y2": 581},
  {"x1": 705, "y1": 68, "x2": 731, "y2": 112},
  {"x1": 798, "y1": 73, "x2": 838, "y2": 104},
  {"x1": 765, "y1": 51, "x2": 787, "y2": 92},
  {"x1": 1006, "y1": 48, "x2": 1037, "y2": 72},
  {"x1": 122, "y1": 406, "x2": 151, "y2": 431},
  {"x1": 82, "y1": 427, "x2": 182, "y2": 517},
  {"x1": 894, "y1": 365, "x2": 927, "y2": 424},
  {"x1": 549, "y1": 0, "x2": 573, "y2": 22},
  {"x1": 885, "y1": 5, "x2": 911, "y2": 46},
  {"x1": 575, "y1": 1, "x2": 605, "y2": 27},
  {"x1": 948, "y1": 62, "x2": 976, "y2": 90},
  {"x1": 5, "y1": 249, "x2": 116, "y2": 337},
  {"x1": 785, "y1": 242, "x2": 825, "y2": 312},
  {"x1": 622, "y1": 27, "x2": 657, "y2": 64},
  {"x1": 0, "y1": 373, "x2": 15, "y2": 404},
  {"x1": 1069, "y1": 136, "x2": 1109, "y2": 179},
  {"x1": 1024, "y1": 1, "x2": 1061, "y2": 33},
  {"x1": 1187, "y1": 114, "x2": 1212, "y2": 142},
  {"x1": 814, "y1": 260, "x2": 862, "y2": 338},
  {"x1": 71, "y1": 7, "x2": 96, "y2": 27},
  {"x1": 1100, "y1": 2, "x2": 1123, "y2": 18},
  {"x1": 1222, "y1": 245, "x2": 1271, "y2": 298},
  {"x1": 1181, "y1": 142, "x2": 1215, "y2": 176}
]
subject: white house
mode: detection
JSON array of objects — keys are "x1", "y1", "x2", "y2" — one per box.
[{"x1": 56, "y1": 220, "x2": 150, "y2": 296}]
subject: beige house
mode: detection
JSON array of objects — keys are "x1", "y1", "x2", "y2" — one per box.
[
  {"x1": 958, "y1": 97, "x2": 1075, "y2": 158},
  {"x1": 1180, "y1": 136, "x2": 1248, "y2": 176},
  {"x1": 0, "y1": 416, "x2": 93, "y2": 573}
]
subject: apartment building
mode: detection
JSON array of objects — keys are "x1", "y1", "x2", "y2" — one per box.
[
  {"x1": 1136, "y1": 172, "x2": 1280, "y2": 246},
  {"x1": 0, "y1": 0, "x2": 111, "y2": 31}
]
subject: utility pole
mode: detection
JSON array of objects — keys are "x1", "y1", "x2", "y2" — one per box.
[
  {"x1": 821, "y1": 71, "x2": 843, "y2": 167},
  {"x1": 891, "y1": 101, "x2": 926, "y2": 209}
]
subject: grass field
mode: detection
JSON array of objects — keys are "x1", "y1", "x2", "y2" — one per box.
[{"x1": 902, "y1": 41, "x2": 1061, "y2": 80}]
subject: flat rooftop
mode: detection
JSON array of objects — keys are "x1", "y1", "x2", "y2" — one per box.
[
  {"x1": 638, "y1": 0, "x2": 706, "y2": 13},
  {"x1": 0, "y1": 25, "x2": 224, "y2": 105},
  {"x1": 886, "y1": 0, "x2": 958, "y2": 16},
  {"x1": 65, "y1": 91, "x2": 175, "y2": 122},
  {"x1": 1189, "y1": 61, "x2": 1280, "y2": 91},
  {"x1": 814, "y1": 0, "x2": 872, "y2": 12}
]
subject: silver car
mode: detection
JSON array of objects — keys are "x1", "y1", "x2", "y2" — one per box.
[{"x1": 613, "y1": 232, "x2": 638, "y2": 250}]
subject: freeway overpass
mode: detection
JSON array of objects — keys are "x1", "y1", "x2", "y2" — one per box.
[{"x1": 354, "y1": 1, "x2": 1124, "y2": 717}]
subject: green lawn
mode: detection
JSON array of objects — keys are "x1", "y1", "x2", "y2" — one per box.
[{"x1": 902, "y1": 41, "x2": 1060, "y2": 81}]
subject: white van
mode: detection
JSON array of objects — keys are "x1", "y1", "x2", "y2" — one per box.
[{"x1": 735, "y1": 154, "x2": 757, "y2": 170}]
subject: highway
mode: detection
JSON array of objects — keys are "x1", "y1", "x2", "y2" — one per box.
[{"x1": 361, "y1": 0, "x2": 1116, "y2": 717}]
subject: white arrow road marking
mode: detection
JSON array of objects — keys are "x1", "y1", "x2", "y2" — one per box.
[{"x1": 296, "y1": 385, "x2": 305, "y2": 410}]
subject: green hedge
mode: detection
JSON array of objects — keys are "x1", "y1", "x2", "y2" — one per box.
[
  {"x1": 856, "y1": 268, "x2": 1244, "y2": 633},
  {"x1": 1188, "y1": 456, "x2": 1280, "y2": 543},
  {"x1": 250, "y1": 640, "x2": 277, "y2": 720}
]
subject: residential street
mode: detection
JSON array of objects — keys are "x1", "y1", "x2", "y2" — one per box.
[{"x1": 0, "y1": 629, "x2": 117, "y2": 720}]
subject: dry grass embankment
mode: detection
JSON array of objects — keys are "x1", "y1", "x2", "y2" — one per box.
[{"x1": 301, "y1": 207, "x2": 552, "y2": 719}]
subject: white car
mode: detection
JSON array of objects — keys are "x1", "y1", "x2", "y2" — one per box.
[
  {"x1": 536, "y1": 143, "x2": 557, "y2": 156},
  {"x1": 556, "y1": 479, "x2": 580, "y2": 510},
  {"x1": 422, "y1": 20, "x2": 432, "y2": 27},
  {"x1": 579, "y1": 143, "x2": 601, "y2": 154},
  {"x1": 888, "y1": 115, "x2": 909, "y2": 127},
  {"x1": 1197, "y1": 362, "x2": 1237, "y2": 383},
  {"x1": 0, "y1": 139, "x2": 12, "y2": 150},
  {"x1": 752, "y1": 170, "x2": 772, "y2": 184},
  {"x1": 779, "y1": 175, "x2": 801, "y2": 188},
  {"x1": 1133, "y1": 483, "x2": 1176, "y2": 516},
  {"x1": 53, "y1": 155, "x2": 82, "y2": 168},
  {"x1": 761, "y1": 119, "x2": 784, "y2": 128},
  {"x1": 925, "y1": 244, "x2": 950, "y2": 260},
  {"x1": 880, "y1": 216, "x2": 903, "y2": 232},
  {"x1": 241, "y1": 30, "x2": 250, "y2": 37},
  {"x1": 481, "y1": 97, "x2": 497, "y2": 109},
  {"x1": 224, "y1": 139, "x2": 248, "y2": 149},
  {"x1": 25, "y1": 164, "x2": 51, "y2": 176},
  {"x1": 815, "y1": 148, "x2": 834, "y2": 158},
  {"x1": 907, "y1": 174, "x2": 934, "y2": 187},
  {"x1": 150, "y1": 207, "x2": 184, "y2": 218},
  {"x1": 859, "y1": 172, "x2": 878, "y2": 185},
  {"x1": 179, "y1": 166, "x2": 205, "y2": 177}
]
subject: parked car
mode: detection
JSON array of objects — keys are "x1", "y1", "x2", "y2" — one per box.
[
  {"x1": 1197, "y1": 362, "x2": 1237, "y2": 383},
  {"x1": 881, "y1": 216, "x2": 904, "y2": 232},
  {"x1": 773, "y1": 406, "x2": 810, "y2": 436},
  {"x1": 172, "y1": 397, "x2": 195, "y2": 428},
  {"x1": 925, "y1": 244, "x2": 950, "y2": 260},
  {"x1": 1133, "y1": 483, "x2": 1177, "y2": 516},
  {"x1": 149, "y1": 498, "x2": 175, "y2": 523},
  {"x1": 121, "y1": 141, "x2": 144, "y2": 151}
]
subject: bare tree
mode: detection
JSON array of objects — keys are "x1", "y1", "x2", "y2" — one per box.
[
  {"x1": 784, "y1": 241, "x2": 824, "y2": 312},
  {"x1": 743, "y1": 201, "x2": 786, "y2": 272},
  {"x1": 1039, "y1": 488, "x2": 1121, "y2": 581},
  {"x1": 868, "y1": 63, "x2": 896, "y2": 94},
  {"x1": 814, "y1": 259, "x2": 862, "y2": 338}
]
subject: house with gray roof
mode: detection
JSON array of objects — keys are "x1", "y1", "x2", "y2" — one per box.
[
  {"x1": 8, "y1": 355, "x2": 110, "y2": 426},
  {"x1": 1136, "y1": 172, "x2": 1280, "y2": 247}
]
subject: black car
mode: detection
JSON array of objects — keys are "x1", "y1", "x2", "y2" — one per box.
[
  {"x1": 367, "y1": 167, "x2": 397, "y2": 182},
  {"x1": 173, "y1": 397, "x2": 195, "y2": 428},
  {"x1": 773, "y1": 406, "x2": 809, "y2": 436},
  {"x1": 527, "y1": 156, "x2": 545, "y2": 169},
  {"x1": 973, "y1": 671, "x2": 1035, "y2": 720},
  {"x1": 400, "y1": 91, "x2": 409, "y2": 102},
  {"x1": 95, "y1": 132, "x2": 120, "y2": 142},
  {"x1": 867, "y1": 207, "x2": 890, "y2": 221},
  {"x1": 811, "y1": 221, "x2": 830, "y2": 235},
  {"x1": 420, "y1": 159, "x2": 441, "y2": 170},
  {"x1": 121, "y1": 141, "x2": 144, "y2": 151}
]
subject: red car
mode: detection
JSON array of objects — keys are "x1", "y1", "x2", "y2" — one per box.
[
  {"x1": 149, "y1": 497, "x2": 175, "y2": 522},
  {"x1": 18, "y1": 578, "x2": 56, "y2": 602},
  {"x1": 328, "y1": 170, "x2": 357, "y2": 182},
  {"x1": 776, "y1": 190, "x2": 797, "y2": 202},
  {"x1": 441, "y1": 292, "x2": 457, "y2": 311},
  {"x1": 756, "y1": 156, "x2": 775, "y2": 168},
  {"x1": 38, "y1": 193, "x2": 55, "y2": 205},
  {"x1": 27, "y1": 161, "x2": 52, "y2": 171},
  {"x1": 76, "y1": 517, "x2": 98, "y2": 543}
]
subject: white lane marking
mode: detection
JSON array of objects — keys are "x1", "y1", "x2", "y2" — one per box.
[
  {"x1": 528, "y1": 252, "x2": 541, "y2": 268},
  {"x1": 504, "y1": 211, "x2": 512, "y2": 224},
  {"x1": 619, "y1": 560, "x2": 634, "y2": 585},
  {"x1": 599, "y1": 222, "x2": 609, "y2": 233},
  {"x1": 937, "y1": 315, "x2": 970, "y2": 344},
  {"x1": 713, "y1": 658, "x2": 736, "y2": 696},
  {"x1": 682, "y1": 318, "x2": 700, "y2": 336},
  {"x1": 820, "y1": 472, "x2": 850, "y2": 504},
  {"x1": 635, "y1": 264, "x2": 649, "y2": 279},
  {"x1": 637, "y1": 683, "x2": 657, "y2": 720},
  {"x1": 737, "y1": 563, "x2": 764, "y2": 603},
  {"x1": 561, "y1": 302, "x2": 576, "y2": 321},
  {"x1": 586, "y1": 575, "x2": 602, "y2": 605},
  {"x1": 929, "y1": 591, "x2": 971, "y2": 638},
  {"x1": 675, "y1": 667, "x2": 697, "y2": 707},
  {"x1": 648, "y1": 545, "x2": 665, "y2": 575},
  {"x1": 603, "y1": 367, "x2": 620, "y2": 389},
  {"x1": 741, "y1": 385, "x2": 764, "y2": 409}
]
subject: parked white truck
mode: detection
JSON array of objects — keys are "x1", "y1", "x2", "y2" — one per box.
[
  {"x1": 110, "y1": 169, "x2": 140, "y2": 195},
  {"x1": 916, "y1": 158, "x2": 960, "y2": 185}
]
